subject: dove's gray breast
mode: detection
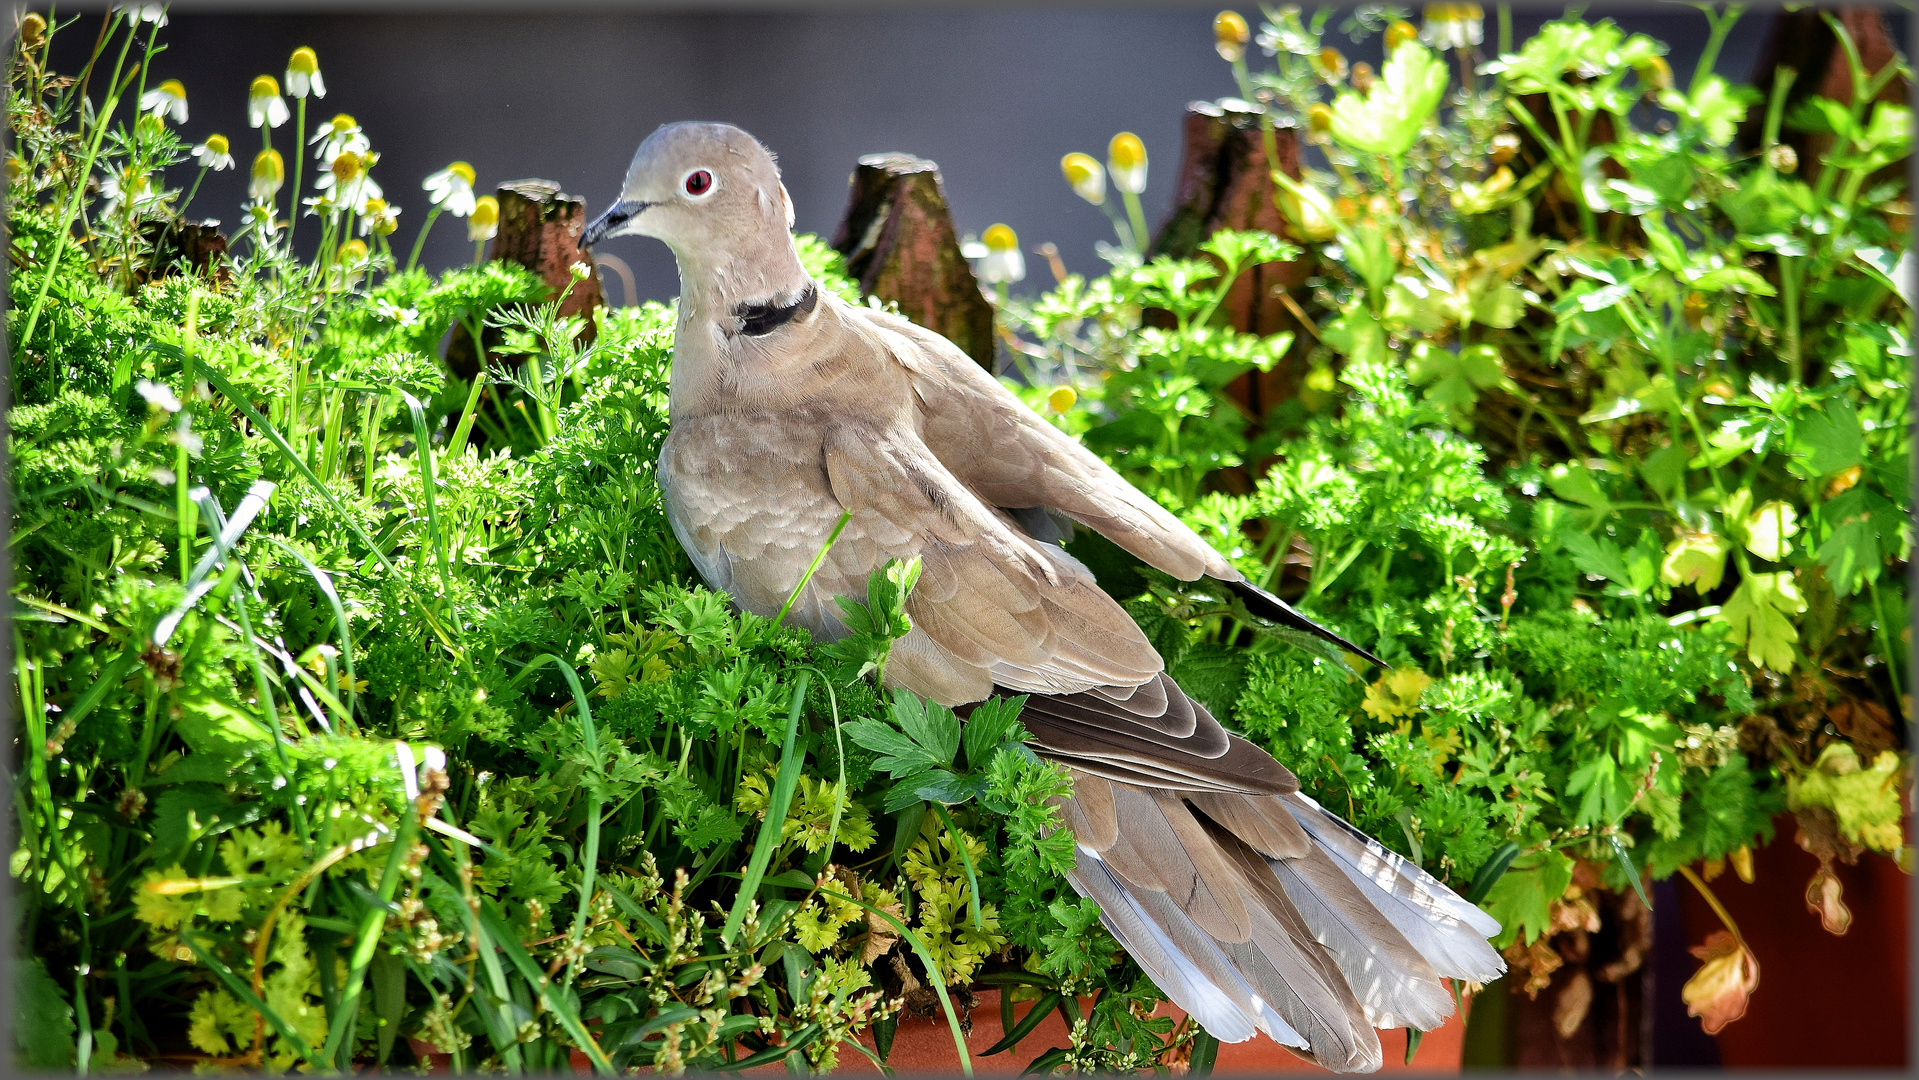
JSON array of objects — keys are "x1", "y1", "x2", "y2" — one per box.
[{"x1": 656, "y1": 408, "x2": 852, "y2": 639}]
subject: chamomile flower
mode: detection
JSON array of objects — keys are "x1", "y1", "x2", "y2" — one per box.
[
  {"x1": 100, "y1": 164, "x2": 160, "y2": 216},
  {"x1": 1107, "y1": 132, "x2": 1147, "y2": 195},
  {"x1": 116, "y1": 4, "x2": 167, "y2": 27},
  {"x1": 315, "y1": 150, "x2": 381, "y2": 210},
  {"x1": 334, "y1": 238, "x2": 370, "y2": 288},
  {"x1": 140, "y1": 79, "x2": 187, "y2": 123},
  {"x1": 1214, "y1": 11, "x2": 1249, "y2": 63},
  {"x1": 248, "y1": 75, "x2": 289, "y2": 129},
  {"x1": 468, "y1": 195, "x2": 499, "y2": 242},
  {"x1": 423, "y1": 162, "x2": 478, "y2": 217},
  {"x1": 20, "y1": 13, "x2": 45, "y2": 48},
  {"x1": 359, "y1": 197, "x2": 401, "y2": 237},
  {"x1": 1061, "y1": 153, "x2": 1105, "y2": 205},
  {"x1": 285, "y1": 46, "x2": 324, "y2": 99},
  {"x1": 977, "y1": 223, "x2": 1024, "y2": 285},
  {"x1": 1419, "y1": 2, "x2": 1483, "y2": 51},
  {"x1": 250, "y1": 148, "x2": 285, "y2": 202},
  {"x1": 310, "y1": 114, "x2": 368, "y2": 162},
  {"x1": 192, "y1": 134, "x2": 235, "y2": 171}
]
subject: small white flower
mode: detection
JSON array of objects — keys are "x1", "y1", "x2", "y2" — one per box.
[
  {"x1": 468, "y1": 194, "x2": 499, "y2": 242},
  {"x1": 310, "y1": 113, "x2": 369, "y2": 162},
  {"x1": 423, "y1": 161, "x2": 478, "y2": 217},
  {"x1": 358, "y1": 197, "x2": 401, "y2": 237},
  {"x1": 192, "y1": 133, "x2": 235, "y2": 171},
  {"x1": 1107, "y1": 133, "x2": 1147, "y2": 196},
  {"x1": 315, "y1": 150, "x2": 381, "y2": 211},
  {"x1": 100, "y1": 165, "x2": 163, "y2": 216},
  {"x1": 140, "y1": 79, "x2": 187, "y2": 123},
  {"x1": 247, "y1": 75, "x2": 289, "y2": 129},
  {"x1": 117, "y1": 4, "x2": 167, "y2": 26},
  {"x1": 1061, "y1": 153, "x2": 1106, "y2": 206},
  {"x1": 250, "y1": 148, "x2": 285, "y2": 202},
  {"x1": 977, "y1": 223, "x2": 1025, "y2": 285},
  {"x1": 246, "y1": 200, "x2": 280, "y2": 236},
  {"x1": 1419, "y1": 2, "x2": 1483, "y2": 51},
  {"x1": 285, "y1": 46, "x2": 325, "y2": 100},
  {"x1": 135, "y1": 379, "x2": 181, "y2": 413}
]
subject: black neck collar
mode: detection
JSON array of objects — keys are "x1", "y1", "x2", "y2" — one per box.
[{"x1": 732, "y1": 283, "x2": 818, "y2": 337}]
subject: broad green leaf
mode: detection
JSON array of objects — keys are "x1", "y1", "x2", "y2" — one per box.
[
  {"x1": 1481, "y1": 849, "x2": 1575, "y2": 947},
  {"x1": 1546, "y1": 462, "x2": 1612, "y2": 511},
  {"x1": 1657, "y1": 75, "x2": 1753, "y2": 147},
  {"x1": 1409, "y1": 343, "x2": 1503, "y2": 409},
  {"x1": 1661, "y1": 531, "x2": 1730, "y2": 593},
  {"x1": 1787, "y1": 743, "x2": 1906, "y2": 853},
  {"x1": 1817, "y1": 487, "x2": 1905, "y2": 596},
  {"x1": 1717, "y1": 572, "x2": 1806, "y2": 671},
  {"x1": 1743, "y1": 500, "x2": 1799, "y2": 562},
  {"x1": 960, "y1": 695, "x2": 1029, "y2": 771},
  {"x1": 15, "y1": 957, "x2": 74, "y2": 1069},
  {"x1": 1329, "y1": 42, "x2": 1448, "y2": 158},
  {"x1": 1793, "y1": 399, "x2": 1865, "y2": 476}
]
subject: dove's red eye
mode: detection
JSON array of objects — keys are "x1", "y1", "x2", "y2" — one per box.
[{"x1": 684, "y1": 170, "x2": 713, "y2": 196}]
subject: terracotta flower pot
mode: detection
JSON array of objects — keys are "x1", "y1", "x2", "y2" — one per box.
[{"x1": 832, "y1": 986, "x2": 1471, "y2": 1075}]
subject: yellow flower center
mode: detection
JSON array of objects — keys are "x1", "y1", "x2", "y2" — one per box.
[
  {"x1": 1107, "y1": 132, "x2": 1146, "y2": 172},
  {"x1": 983, "y1": 223, "x2": 1018, "y2": 251},
  {"x1": 253, "y1": 148, "x2": 284, "y2": 184},
  {"x1": 331, "y1": 152, "x2": 362, "y2": 182},
  {"x1": 339, "y1": 238, "x2": 368, "y2": 262},
  {"x1": 1213, "y1": 11, "x2": 1249, "y2": 46},
  {"x1": 1048, "y1": 386, "x2": 1077, "y2": 413},
  {"x1": 470, "y1": 195, "x2": 500, "y2": 227},
  {"x1": 250, "y1": 75, "x2": 281, "y2": 100},
  {"x1": 1313, "y1": 46, "x2": 1347, "y2": 80},
  {"x1": 1385, "y1": 20, "x2": 1417, "y2": 51},
  {"x1": 328, "y1": 114, "x2": 357, "y2": 135},
  {"x1": 288, "y1": 46, "x2": 319, "y2": 76},
  {"x1": 205, "y1": 133, "x2": 230, "y2": 155},
  {"x1": 158, "y1": 79, "x2": 185, "y2": 100},
  {"x1": 1308, "y1": 103, "x2": 1335, "y2": 134},
  {"x1": 448, "y1": 161, "x2": 476, "y2": 187}
]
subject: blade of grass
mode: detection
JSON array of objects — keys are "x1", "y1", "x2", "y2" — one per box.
[
  {"x1": 476, "y1": 899, "x2": 616, "y2": 1074},
  {"x1": 401, "y1": 391, "x2": 453, "y2": 597},
  {"x1": 265, "y1": 537, "x2": 359, "y2": 727},
  {"x1": 1190, "y1": 1028, "x2": 1219, "y2": 1075},
  {"x1": 979, "y1": 991, "x2": 1061, "y2": 1057},
  {"x1": 513, "y1": 653, "x2": 604, "y2": 993},
  {"x1": 447, "y1": 371, "x2": 487, "y2": 456},
  {"x1": 179, "y1": 930, "x2": 329, "y2": 1071},
  {"x1": 813, "y1": 886, "x2": 972, "y2": 1078},
  {"x1": 186, "y1": 351, "x2": 466, "y2": 660},
  {"x1": 320, "y1": 792, "x2": 421, "y2": 1068},
  {"x1": 926, "y1": 802, "x2": 982, "y2": 931},
  {"x1": 772, "y1": 512, "x2": 852, "y2": 631},
  {"x1": 723, "y1": 669, "x2": 812, "y2": 946}
]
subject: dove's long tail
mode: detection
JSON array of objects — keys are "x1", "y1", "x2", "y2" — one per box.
[{"x1": 1013, "y1": 674, "x2": 1505, "y2": 1073}]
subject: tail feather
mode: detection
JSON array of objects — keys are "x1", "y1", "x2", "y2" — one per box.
[{"x1": 1283, "y1": 793, "x2": 1507, "y2": 983}]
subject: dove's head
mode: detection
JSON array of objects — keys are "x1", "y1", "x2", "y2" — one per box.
[{"x1": 580, "y1": 122, "x2": 797, "y2": 269}]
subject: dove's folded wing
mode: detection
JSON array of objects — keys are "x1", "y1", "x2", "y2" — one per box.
[
  {"x1": 858, "y1": 308, "x2": 1238, "y2": 583},
  {"x1": 818, "y1": 421, "x2": 1164, "y2": 705}
]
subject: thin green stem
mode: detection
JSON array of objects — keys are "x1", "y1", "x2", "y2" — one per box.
[
  {"x1": 287, "y1": 96, "x2": 305, "y2": 251},
  {"x1": 405, "y1": 204, "x2": 442, "y2": 272}
]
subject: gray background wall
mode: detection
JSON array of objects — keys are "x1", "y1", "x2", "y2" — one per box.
[{"x1": 46, "y1": 4, "x2": 1871, "y2": 302}]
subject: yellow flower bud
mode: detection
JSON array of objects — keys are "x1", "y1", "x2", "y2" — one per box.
[
  {"x1": 1061, "y1": 152, "x2": 1106, "y2": 205},
  {"x1": 469, "y1": 194, "x2": 499, "y2": 242},
  {"x1": 205, "y1": 133, "x2": 230, "y2": 157},
  {"x1": 1308, "y1": 103, "x2": 1335, "y2": 135},
  {"x1": 250, "y1": 148, "x2": 285, "y2": 202},
  {"x1": 1214, "y1": 11, "x2": 1249, "y2": 63},
  {"x1": 1107, "y1": 132, "x2": 1147, "y2": 195},
  {"x1": 1048, "y1": 385, "x2": 1078, "y2": 412},
  {"x1": 1385, "y1": 20, "x2": 1418, "y2": 51},
  {"x1": 338, "y1": 238, "x2": 368, "y2": 262},
  {"x1": 1350, "y1": 61, "x2": 1376, "y2": 95},
  {"x1": 1767, "y1": 144, "x2": 1798, "y2": 174},
  {"x1": 20, "y1": 12, "x2": 45, "y2": 48},
  {"x1": 1636, "y1": 54, "x2": 1672, "y2": 91},
  {"x1": 979, "y1": 224, "x2": 1024, "y2": 284}
]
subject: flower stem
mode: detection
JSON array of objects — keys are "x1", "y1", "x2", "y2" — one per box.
[
  {"x1": 287, "y1": 96, "x2": 306, "y2": 251},
  {"x1": 405, "y1": 205, "x2": 442, "y2": 273}
]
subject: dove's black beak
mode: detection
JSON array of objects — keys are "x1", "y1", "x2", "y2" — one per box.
[{"x1": 579, "y1": 199, "x2": 648, "y2": 248}]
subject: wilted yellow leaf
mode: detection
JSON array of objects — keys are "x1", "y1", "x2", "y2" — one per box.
[{"x1": 1682, "y1": 930, "x2": 1759, "y2": 1035}]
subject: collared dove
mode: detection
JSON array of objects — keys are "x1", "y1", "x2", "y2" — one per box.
[{"x1": 581, "y1": 121, "x2": 1503, "y2": 1072}]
